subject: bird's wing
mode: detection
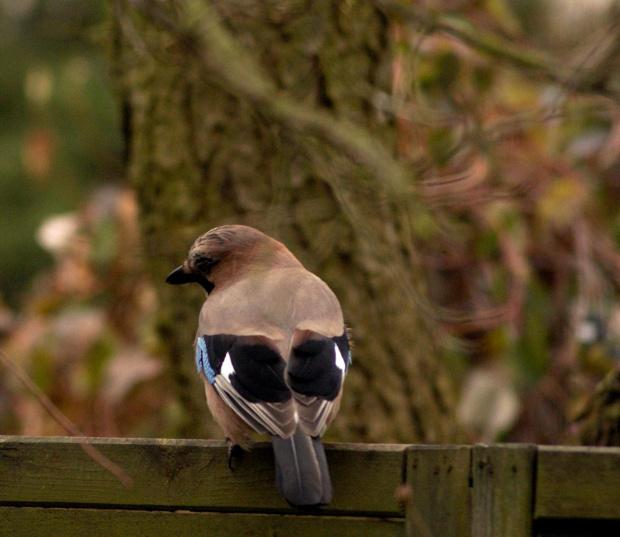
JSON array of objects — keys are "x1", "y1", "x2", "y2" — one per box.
[
  {"x1": 287, "y1": 331, "x2": 351, "y2": 437},
  {"x1": 195, "y1": 334, "x2": 297, "y2": 437}
]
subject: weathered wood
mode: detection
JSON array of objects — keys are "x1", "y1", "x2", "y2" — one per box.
[
  {"x1": 405, "y1": 445, "x2": 471, "y2": 537},
  {"x1": 535, "y1": 446, "x2": 620, "y2": 520},
  {"x1": 0, "y1": 436, "x2": 405, "y2": 516},
  {"x1": 471, "y1": 444, "x2": 536, "y2": 537},
  {"x1": 2, "y1": 437, "x2": 620, "y2": 535},
  {"x1": 327, "y1": 442, "x2": 407, "y2": 515},
  {"x1": 0, "y1": 507, "x2": 405, "y2": 537}
]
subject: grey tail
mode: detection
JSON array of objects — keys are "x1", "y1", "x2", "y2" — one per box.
[{"x1": 271, "y1": 429, "x2": 332, "y2": 508}]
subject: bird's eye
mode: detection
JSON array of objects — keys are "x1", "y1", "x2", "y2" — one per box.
[{"x1": 195, "y1": 255, "x2": 218, "y2": 275}]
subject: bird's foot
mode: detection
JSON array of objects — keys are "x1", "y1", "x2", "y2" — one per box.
[{"x1": 226, "y1": 437, "x2": 244, "y2": 470}]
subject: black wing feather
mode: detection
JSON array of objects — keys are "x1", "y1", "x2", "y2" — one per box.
[
  {"x1": 287, "y1": 335, "x2": 346, "y2": 400},
  {"x1": 228, "y1": 343, "x2": 290, "y2": 403}
]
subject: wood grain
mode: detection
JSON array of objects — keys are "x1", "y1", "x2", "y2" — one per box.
[
  {"x1": 471, "y1": 444, "x2": 536, "y2": 537},
  {"x1": 405, "y1": 445, "x2": 471, "y2": 537},
  {"x1": 2, "y1": 436, "x2": 620, "y2": 536},
  {"x1": 535, "y1": 446, "x2": 620, "y2": 520},
  {"x1": 0, "y1": 436, "x2": 405, "y2": 516}
]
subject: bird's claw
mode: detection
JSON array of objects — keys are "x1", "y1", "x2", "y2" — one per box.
[{"x1": 226, "y1": 438, "x2": 243, "y2": 470}]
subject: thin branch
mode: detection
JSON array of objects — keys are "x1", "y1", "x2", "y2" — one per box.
[
  {"x1": 0, "y1": 349, "x2": 134, "y2": 489},
  {"x1": 371, "y1": 0, "x2": 620, "y2": 102},
  {"x1": 121, "y1": 0, "x2": 422, "y2": 201}
]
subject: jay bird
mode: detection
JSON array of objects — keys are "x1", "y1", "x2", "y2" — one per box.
[{"x1": 166, "y1": 225, "x2": 350, "y2": 507}]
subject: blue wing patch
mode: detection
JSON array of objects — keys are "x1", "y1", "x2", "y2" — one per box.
[
  {"x1": 196, "y1": 334, "x2": 290, "y2": 403},
  {"x1": 196, "y1": 337, "x2": 216, "y2": 383},
  {"x1": 195, "y1": 334, "x2": 236, "y2": 384}
]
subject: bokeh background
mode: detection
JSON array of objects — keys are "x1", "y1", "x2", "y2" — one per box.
[{"x1": 1, "y1": 0, "x2": 619, "y2": 445}]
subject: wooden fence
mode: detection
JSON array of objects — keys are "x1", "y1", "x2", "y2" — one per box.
[{"x1": 0, "y1": 436, "x2": 618, "y2": 536}]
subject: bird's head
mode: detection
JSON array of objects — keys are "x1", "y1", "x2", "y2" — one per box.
[{"x1": 166, "y1": 225, "x2": 301, "y2": 293}]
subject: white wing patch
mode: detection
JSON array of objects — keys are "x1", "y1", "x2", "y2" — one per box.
[
  {"x1": 220, "y1": 353, "x2": 235, "y2": 380},
  {"x1": 334, "y1": 345, "x2": 346, "y2": 372}
]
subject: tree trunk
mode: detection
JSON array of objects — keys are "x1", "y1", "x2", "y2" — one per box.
[{"x1": 108, "y1": 0, "x2": 462, "y2": 443}]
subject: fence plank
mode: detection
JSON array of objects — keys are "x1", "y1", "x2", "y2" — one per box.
[
  {"x1": 535, "y1": 446, "x2": 620, "y2": 520},
  {"x1": 0, "y1": 436, "x2": 405, "y2": 516},
  {"x1": 471, "y1": 444, "x2": 536, "y2": 537},
  {"x1": 405, "y1": 445, "x2": 471, "y2": 537},
  {"x1": 0, "y1": 506, "x2": 405, "y2": 537},
  {"x1": 3, "y1": 436, "x2": 620, "y2": 535}
]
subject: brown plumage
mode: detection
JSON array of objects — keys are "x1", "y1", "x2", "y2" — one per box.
[{"x1": 166, "y1": 225, "x2": 350, "y2": 507}]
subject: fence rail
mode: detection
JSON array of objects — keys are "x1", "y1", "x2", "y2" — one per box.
[{"x1": 0, "y1": 436, "x2": 618, "y2": 536}]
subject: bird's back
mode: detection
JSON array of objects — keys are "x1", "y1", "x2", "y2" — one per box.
[{"x1": 199, "y1": 267, "x2": 344, "y2": 354}]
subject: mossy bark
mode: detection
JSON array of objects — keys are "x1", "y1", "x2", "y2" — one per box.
[{"x1": 108, "y1": 0, "x2": 461, "y2": 443}]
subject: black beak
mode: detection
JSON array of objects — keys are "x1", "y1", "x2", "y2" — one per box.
[
  {"x1": 166, "y1": 266, "x2": 196, "y2": 285},
  {"x1": 166, "y1": 265, "x2": 215, "y2": 293}
]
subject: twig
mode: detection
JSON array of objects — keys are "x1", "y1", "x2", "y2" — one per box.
[
  {"x1": 0, "y1": 348, "x2": 134, "y2": 488},
  {"x1": 121, "y1": 0, "x2": 420, "y2": 200},
  {"x1": 371, "y1": 0, "x2": 620, "y2": 102}
]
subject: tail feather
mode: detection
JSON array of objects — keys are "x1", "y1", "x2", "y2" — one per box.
[{"x1": 271, "y1": 429, "x2": 332, "y2": 507}]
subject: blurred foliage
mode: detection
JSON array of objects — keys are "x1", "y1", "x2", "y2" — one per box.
[
  {"x1": 393, "y1": 0, "x2": 620, "y2": 444},
  {"x1": 0, "y1": 0, "x2": 122, "y2": 307},
  {"x1": 0, "y1": 186, "x2": 173, "y2": 437},
  {"x1": 1, "y1": 0, "x2": 620, "y2": 444},
  {"x1": 572, "y1": 367, "x2": 620, "y2": 446}
]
